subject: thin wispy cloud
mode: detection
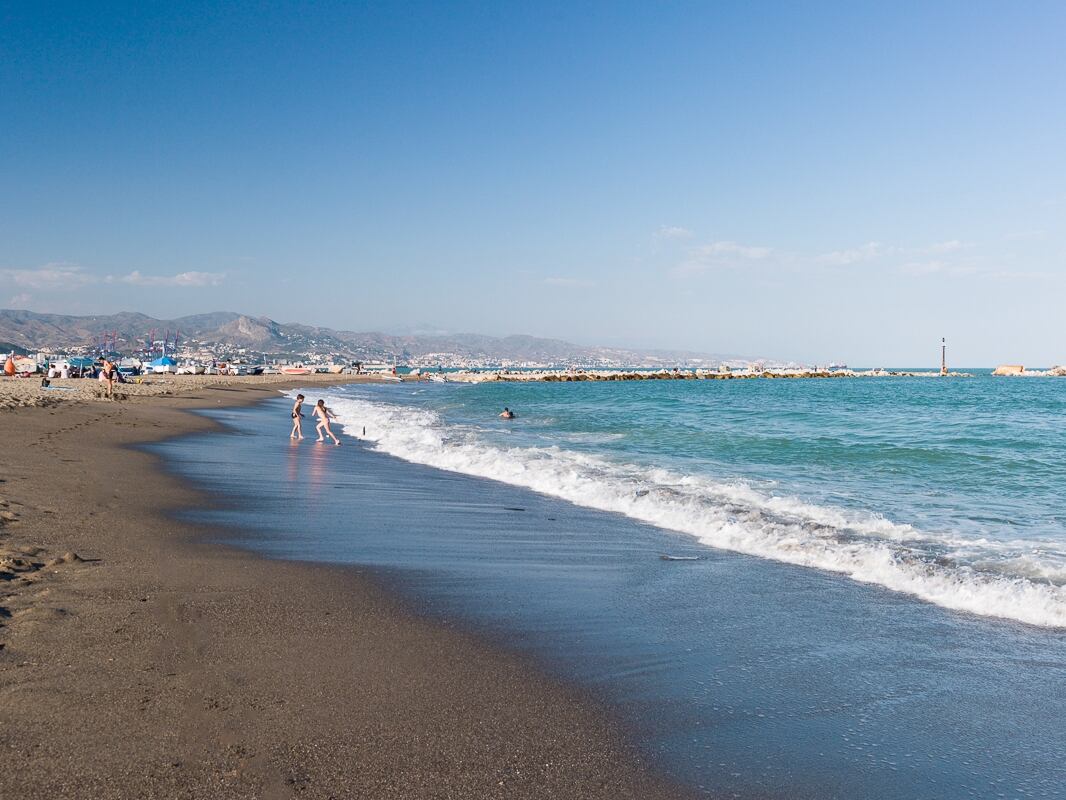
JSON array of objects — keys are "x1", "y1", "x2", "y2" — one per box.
[
  {"x1": 814, "y1": 239, "x2": 973, "y2": 269},
  {"x1": 923, "y1": 240, "x2": 967, "y2": 254},
  {"x1": 987, "y1": 269, "x2": 1057, "y2": 280},
  {"x1": 671, "y1": 240, "x2": 774, "y2": 278},
  {"x1": 902, "y1": 261, "x2": 1056, "y2": 280},
  {"x1": 898, "y1": 260, "x2": 989, "y2": 278},
  {"x1": 114, "y1": 270, "x2": 225, "y2": 287},
  {"x1": 695, "y1": 241, "x2": 773, "y2": 259},
  {"x1": 816, "y1": 242, "x2": 889, "y2": 266},
  {"x1": 8, "y1": 292, "x2": 32, "y2": 307},
  {"x1": 669, "y1": 236, "x2": 1001, "y2": 281},
  {"x1": 899, "y1": 260, "x2": 955, "y2": 276},
  {"x1": 891, "y1": 239, "x2": 1057, "y2": 281},
  {"x1": 544, "y1": 276, "x2": 595, "y2": 288},
  {"x1": 2, "y1": 262, "x2": 95, "y2": 290},
  {"x1": 2, "y1": 263, "x2": 227, "y2": 292},
  {"x1": 655, "y1": 225, "x2": 694, "y2": 240}
]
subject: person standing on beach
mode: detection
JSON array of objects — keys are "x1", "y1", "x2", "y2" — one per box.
[
  {"x1": 313, "y1": 399, "x2": 341, "y2": 445},
  {"x1": 290, "y1": 394, "x2": 305, "y2": 439},
  {"x1": 101, "y1": 358, "x2": 117, "y2": 399}
]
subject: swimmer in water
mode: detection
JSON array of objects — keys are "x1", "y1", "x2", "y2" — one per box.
[
  {"x1": 499, "y1": 407, "x2": 515, "y2": 419},
  {"x1": 290, "y1": 394, "x2": 305, "y2": 439},
  {"x1": 313, "y1": 399, "x2": 341, "y2": 445}
]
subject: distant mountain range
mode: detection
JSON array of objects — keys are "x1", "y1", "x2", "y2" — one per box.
[{"x1": 0, "y1": 309, "x2": 741, "y2": 366}]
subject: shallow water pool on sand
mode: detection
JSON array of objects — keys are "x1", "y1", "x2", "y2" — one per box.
[{"x1": 154, "y1": 398, "x2": 1066, "y2": 799}]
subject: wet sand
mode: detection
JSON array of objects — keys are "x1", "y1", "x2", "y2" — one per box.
[
  {"x1": 0, "y1": 384, "x2": 691, "y2": 799},
  {"x1": 0, "y1": 372, "x2": 406, "y2": 410}
]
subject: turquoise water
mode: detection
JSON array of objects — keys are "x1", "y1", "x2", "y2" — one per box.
[{"x1": 320, "y1": 372, "x2": 1066, "y2": 627}]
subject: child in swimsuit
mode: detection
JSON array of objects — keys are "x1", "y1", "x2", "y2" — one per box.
[
  {"x1": 313, "y1": 399, "x2": 341, "y2": 445},
  {"x1": 291, "y1": 394, "x2": 305, "y2": 439}
]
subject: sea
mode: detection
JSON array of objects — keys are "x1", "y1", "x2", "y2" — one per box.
[{"x1": 155, "y1": 371, "x2": 1066, "y2": 799}]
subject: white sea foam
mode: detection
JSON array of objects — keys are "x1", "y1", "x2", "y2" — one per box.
[{"x1": 317, "y1": 392, "x2": 1066, "y2": 629}]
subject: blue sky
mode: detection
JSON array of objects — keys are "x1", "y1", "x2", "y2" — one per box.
[{"x1": 2, "y1": 1, "x2": 1064, "y2": 364}]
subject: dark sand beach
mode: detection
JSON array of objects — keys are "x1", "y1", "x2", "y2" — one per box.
[{"x1": 0, "y1": 384, "x2": 690, "y2": 799}]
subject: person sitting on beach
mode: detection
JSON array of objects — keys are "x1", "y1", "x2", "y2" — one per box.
[
  {"x1": 499, "y1": 407, "x2": 515, "y2": 419},
  {"x1": 290, "y1": 394, "x2": 305, "y2": 440},
  {"x1": 313, "y1": 399, "x2": 341, "y2": 445}
]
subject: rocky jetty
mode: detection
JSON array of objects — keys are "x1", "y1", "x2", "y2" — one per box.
[
  {"x1": 992, "y1": 364, "x2": 1066, "y2": 377},
  {"x1": 445, "y1": 367, "x2": 972, "y2": 384}
]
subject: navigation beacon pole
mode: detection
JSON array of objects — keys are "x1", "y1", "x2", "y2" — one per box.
[{"x1": 940, "y1": 337, "x2": 947, "y2": 376}]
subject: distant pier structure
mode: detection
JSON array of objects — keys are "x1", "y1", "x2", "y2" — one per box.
[{"x1": 940, "y1": 337, "x2": 947, "y2": 376}]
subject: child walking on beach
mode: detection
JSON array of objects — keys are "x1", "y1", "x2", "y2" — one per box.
[
  {"x1": 290, "y1": 394, "x2": 305, "y2": 439},
  {"x1": 313, "y1": 399, "x2": 341, "y2": 445}
]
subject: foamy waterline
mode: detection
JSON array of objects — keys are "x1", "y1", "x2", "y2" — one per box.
[{"x1": 313, "y1": 392, "x2": 1066, "y2": 629}]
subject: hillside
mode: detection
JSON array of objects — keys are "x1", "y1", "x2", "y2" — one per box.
[{"x1": 0, "y1": 309, "x2": 734, "y2": 366}]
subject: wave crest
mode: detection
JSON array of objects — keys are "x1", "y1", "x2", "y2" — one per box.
[{"x1": 317, "y1": 392, "x2": 1066, "y2": 629}]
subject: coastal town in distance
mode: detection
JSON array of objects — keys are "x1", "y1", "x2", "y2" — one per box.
[{"x1": 4, "y1": 308, "x2": 1061, "y2": 382}]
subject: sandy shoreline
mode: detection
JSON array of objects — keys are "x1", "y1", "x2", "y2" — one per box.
[
  {"x1": 0, "y1": 384, "x2": 691, "y2": 799},
  {"x1": 0, "y1": 372, "x2": 410, "y2": 410}
]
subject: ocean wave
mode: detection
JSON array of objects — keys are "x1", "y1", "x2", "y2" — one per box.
[{"x1": 316, "y1": 392, "x2": 1066, "y2": 629}]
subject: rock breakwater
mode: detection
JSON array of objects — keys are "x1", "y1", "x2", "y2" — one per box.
[{"x1": 445, "y1": 367, "x2": 972, "y2": 383}]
